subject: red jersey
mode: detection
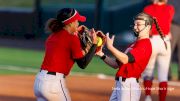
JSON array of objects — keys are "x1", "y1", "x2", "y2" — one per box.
[
  {"x1": 143, "y1": 4, "x2": 174, "y2": 35},
  {"x1": 41, "y1": 29, "x2": 83, "y2": 75},
  {"x1": 116, "y1": 38, "x2": 152, "y2": 78}
]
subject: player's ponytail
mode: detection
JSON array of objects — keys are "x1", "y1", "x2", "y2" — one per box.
[
  {"x1": 153, "y1": 18, "x2": 167, "y2": 50},
  {"x1": 45, "y1": 8, "x2": 76, "y2": 33},
  {"x1": 45, "y1": 18, "x2": 64, "y2": 33}
]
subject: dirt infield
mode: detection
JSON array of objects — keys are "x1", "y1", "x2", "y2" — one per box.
[{"x1": 0, "y1": 75, "x2": 180, "y2": 101}]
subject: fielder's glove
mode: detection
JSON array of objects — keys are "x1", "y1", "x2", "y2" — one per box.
[{"x1": 77, "y1": 25, "x2": 93, "y2": 53}]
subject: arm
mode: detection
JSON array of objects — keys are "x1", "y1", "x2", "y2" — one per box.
[
  {"x1": 75, "y1": 28, "x2": 98, "y2": 69},
  {"x1": 95, "y1": 44, "x2": 120, "y2": 69},
  {"x1": 75, "y1": 44, "x2": 97, "y2": 69},
  {"x1": 101, "y1": 55, "x2": 120, "y2": 69},
  {"x1": 106, "y1": 33, "x2": 135, "y2": 64},
  {"x1": 108, "y1": 46, "x2": 129, "y2": 64}
]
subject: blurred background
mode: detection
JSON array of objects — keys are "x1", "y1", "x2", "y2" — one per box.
[
  {"x1": 0, "y1": 0, "x2": 178, "y2": 76},
  {"x1": 0, "y1": 0, "x2": 179, "y2": 101}
]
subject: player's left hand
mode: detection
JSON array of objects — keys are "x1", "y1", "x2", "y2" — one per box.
[
  {"x1": 95, "y1": 45, "x2": 104, "y2": 57},
  {"x1": 106, "y1": 33, "x2": 115, "y2": 49}
]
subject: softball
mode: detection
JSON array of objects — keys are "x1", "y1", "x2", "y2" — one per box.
[{"x1": 97, "y1": 36, "x2": 103, "y2": 47}]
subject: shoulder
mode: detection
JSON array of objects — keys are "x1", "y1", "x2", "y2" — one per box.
[
  {"x1": 69, "y1": 34, "x2": 81, "y2": 44},
  {"x1": 136, "y1": 39, "x2": 151, "y2": 46},
  {"x1": 167, "y1": 4, "x2": 174, "y2": 9},
  {"x1": 165, "y1": 4, "x2": 174, "y2": 11},
  {"x1": 166, "y1": 4, "x2": 175, "y2": 15}
]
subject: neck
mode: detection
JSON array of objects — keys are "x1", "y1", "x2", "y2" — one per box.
[
  {"x1": 154, "y1": 1, "x2": 166, "y2": 5},
  {"x1": 137, "y1": 34, "x2": 149, "y2": 40},
  {"x1": 63, "y1": 26, "x2": 73, "y2": 34}
]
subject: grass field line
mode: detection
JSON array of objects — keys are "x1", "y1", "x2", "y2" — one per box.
[
  {"x1": 0, "y1": 65, "x2": 39, "y2": 73},
  {"x1": 0, "y1": 65, "x2": 180, "y2": 87}
]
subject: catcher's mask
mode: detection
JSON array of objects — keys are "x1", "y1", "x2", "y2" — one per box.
[
  {"x1": 56, "y1": 8, "x2": 86, "y2": 25},
  {"x1": 132, "y1": 12, "x2": 153, "y2": 37}
]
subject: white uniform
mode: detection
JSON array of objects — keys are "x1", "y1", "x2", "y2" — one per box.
[
  {"x1": 34, "y1": 70, "x2": 71, "y2": 101},
  {"x1": 109, "y1": 77, "x2": 141, "y2": 101},
  {"x1": 142, "y1": 35, "x2": 171, "y2": 82}
]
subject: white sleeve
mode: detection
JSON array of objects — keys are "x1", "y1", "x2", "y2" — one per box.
[{"x1": 103, "y1": 56, "x2": 120, "y2": 69}]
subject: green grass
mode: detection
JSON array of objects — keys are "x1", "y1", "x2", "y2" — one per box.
[
  {"x1": 0, "y1": 47, "x2": 43, "y2": 68},
  {"x1": 0, "y1": 46, "x2": 178, "y2": 78},
  {"x1": 72, "y1": 56, "x2": 117, "y2": 76},
  {"x1": 0, "y1": 69, "x2": 35, "y2": 75}
]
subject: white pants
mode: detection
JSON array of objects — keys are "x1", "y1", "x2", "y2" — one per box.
[
  {"x1": 109, "y1": 77, "x2": 141, "y2": 101},
  {"x1": 142, "y1": 35, "x2": 171, "y2": 82},
  {"x1": 34, "y1": 70, "x2": 71, "y2": 101}
]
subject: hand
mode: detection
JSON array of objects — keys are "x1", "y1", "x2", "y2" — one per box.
[
  {"x1": 96, "y1": 30, "x2": 106, "y2": 45},
  {"x1": 96, "y1": 30, "x2": 106, "y2": 38},
  {"x1": 106, "y1": 33, "x2": 115, "y2": 49},
  {"x1": 78, "y1": 25, "x2": 88, "y2": 31},
  {"x1": 95, "y1": 45, "x2": 104, "y2": 57},
  {"x1": 90, "y1": 28, "x2": 98, "y2": 44}
]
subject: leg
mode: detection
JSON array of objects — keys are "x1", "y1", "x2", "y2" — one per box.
[
  {"x1": 43, "y1": 79, "x2": 71, "y2": 101},
  {"x1": 157, "y1": 41, "x2": 171, "y2": 101},
  {"x1": 159, "y1": 82, "x2": 168, "y2": 101},
  {"x1": 130, "y1": 79, "x2": 141, "y2": 101},
  {"x1": 109, "y1": 81, "x2": 121, "y2": 101},
  {"x1": 37, "y1": 97, "x2": 47, "y2": 101},
  {"x1": 36, "y1": 72, "x2": 71, "y2": 101},
  {"x1": 120, "y1": 78, "x2": 141, "y2": 101},
  {"x1": 142, "y1": 40, "x2": 157, "y2": 98},
  {"x1": 34, "y1": 74, "x2": 48, "y2": 101}
]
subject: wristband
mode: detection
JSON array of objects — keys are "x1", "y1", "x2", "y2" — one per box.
[{"x1": 100, "y1": 55, "x2": 106, "y2": 60}]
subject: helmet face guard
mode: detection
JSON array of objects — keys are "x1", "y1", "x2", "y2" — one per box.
[{"x1": 132, "y1": 17, "x2": 150, "y2": 37}]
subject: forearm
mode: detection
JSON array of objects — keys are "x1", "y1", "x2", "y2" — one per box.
[
  {"x1": 108, "y1": 46, "x2": 128, "y2": 64},
  {"x1": 75, "y1": 44, "x2": 97, "y2": 69},
  {"x1": 102, "y1": 56, "x2": 119, "y2": 69}
]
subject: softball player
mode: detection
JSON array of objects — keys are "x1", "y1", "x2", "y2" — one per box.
[
  {"x1": 96, "y1": 12, "x2": 154, "y2": 101},
  {"x1": 33, "y1": 8, "x2": 98, "y2": 101},
  {"x1": 142, "y1": 0, "x2": 175, "y2": 101}
]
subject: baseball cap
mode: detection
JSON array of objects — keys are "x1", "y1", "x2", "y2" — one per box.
[{"x1": 60, "y1": 9, "x2": 86, "y2": 25}]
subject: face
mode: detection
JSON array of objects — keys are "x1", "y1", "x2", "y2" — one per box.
[
  {"x1": 133, "y1": 19, "x2": 146, "y2": 33},
  {"x1": 69, "y1": 20, "x2": 79, "y2": 34}
]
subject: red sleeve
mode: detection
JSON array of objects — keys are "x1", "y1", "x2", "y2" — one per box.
[
  {"x1": 129, "y1": 46, "x2": 146, "y2": 62},
  {"x1": 169, "y1": 5, "x2": 175, "y2": 20},
  {"x1": 70, "y1": 35, "x2": 83, "y2": 59}
]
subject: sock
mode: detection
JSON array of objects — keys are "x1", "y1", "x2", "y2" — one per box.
[
  {"x1": 159, "y1": 82, "x2": 167, "y2": 101},
  {"x1": 144, "y1": 80, "x2": 152, "y2": 95}
]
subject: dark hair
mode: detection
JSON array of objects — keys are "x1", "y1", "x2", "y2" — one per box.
[
  {"x1": 45, "y1": 8, "x2": 75, "y2": 33},
  {"x1": 153, "y1": 18, "x2": 167, "y2": 49},
  {"x1": 135, "y1": 12, "x2": 167, "y2": 49}
]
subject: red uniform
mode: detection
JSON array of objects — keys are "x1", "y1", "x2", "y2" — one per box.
[
  {"x1": 116, "y1": 38, "x2": 152, "y2": 78},
  {"x1": 41, "y1": 29, "x2": 83, "y2": 75},
  {"x1": 143, "y1": 4, "x2": 175, "y2": 101},
  {"x1": 144, "y1": 4, "x2": 174, "y2": 35}
]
